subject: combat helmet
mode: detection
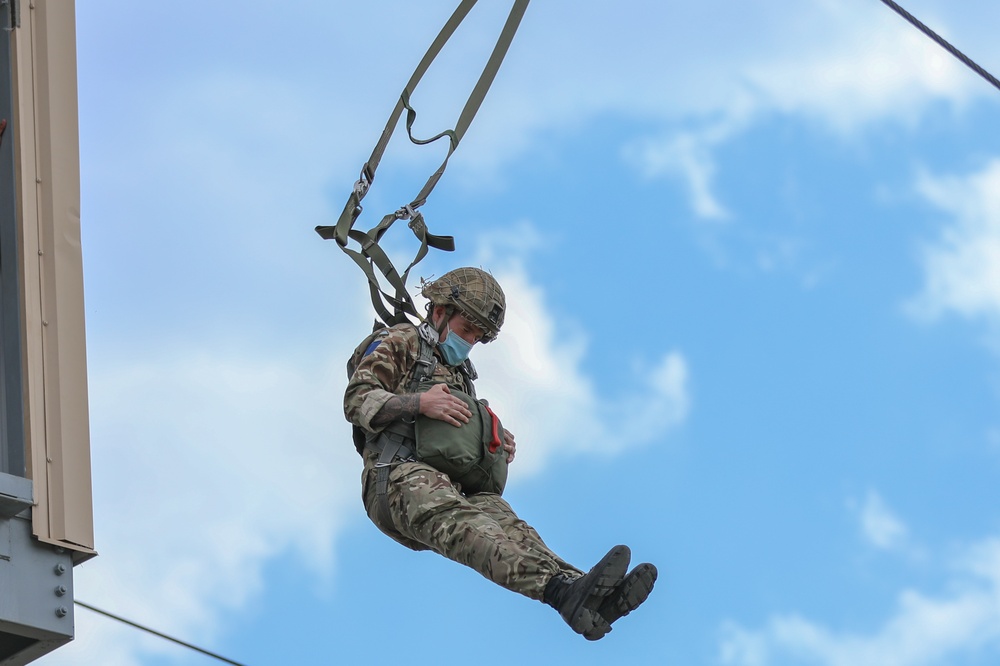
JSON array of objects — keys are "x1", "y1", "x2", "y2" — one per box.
[{"x1": 421, "y1": 267, "x2": 506, "y2": 342}]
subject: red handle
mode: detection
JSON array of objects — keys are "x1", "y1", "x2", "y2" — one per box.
[{"x1": 484, "y1": 405, "x2": 502, "y2": 454}]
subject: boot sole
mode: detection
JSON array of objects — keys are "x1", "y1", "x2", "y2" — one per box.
[
  {"x1": 583, "y1": 563, "x2": 658, "y2": 640},
  {"x1": 562, "y1": 545, "x2": 631, "y2": 639}
]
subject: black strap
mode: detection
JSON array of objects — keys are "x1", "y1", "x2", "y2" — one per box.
[
  {"x1": 368, "y1": 423, "x2": 417, "y2": 531},
  {"x1": 316, "y1": 0, "x2": 530, "y2": 326},
  {"x1": 374, "y1": 436, "x2": 411, "y2": 529}
]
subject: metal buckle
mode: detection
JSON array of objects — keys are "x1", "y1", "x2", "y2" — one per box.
[
  {"x1": 407, "y1": 212, "x2": 426, "y2": 236},
  {"x1": 353, "y1": 177, "x2": 370, "y2": 199},
  {"x1": 354, "y1": 164, "x2": 374, "y2": 199},
  {"x1": 416, "y1": 321, "x2": 439, "y2": 347},
  {"x1": 394, "y1": 203, "x2": 421, "y2": 221}
]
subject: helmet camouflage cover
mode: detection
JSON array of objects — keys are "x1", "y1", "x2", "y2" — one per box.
[{"x1": 421, "y1": 267, "x2": 506, "y2": 342}]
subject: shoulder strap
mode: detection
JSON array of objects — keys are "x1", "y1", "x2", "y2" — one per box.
[
  {"x1": 316, "y1": 0, "x2": 531, "y2": 326},
  {"x1": 460, "y1": 359, "x2": 477, "y2": 398},
  {"x1": 405, "y1": 322, "x2": 440, "y2": 392}
]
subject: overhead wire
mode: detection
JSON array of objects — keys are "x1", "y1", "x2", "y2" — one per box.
[
  {"x1": 877, "y1": 0, "x2": 1000, "y2": 93},
  {"x1": 75, "y1": 600, "x2": 249, "y2": 666}
]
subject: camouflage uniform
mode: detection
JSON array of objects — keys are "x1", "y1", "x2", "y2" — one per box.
[{"x1": 345, "y1": 323, "x2": 582, "y2": 600}]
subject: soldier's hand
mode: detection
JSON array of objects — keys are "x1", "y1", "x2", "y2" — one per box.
[
  {"x1": 503, "y1": 429, "x2": 516, "y2": 464},
  {"x1": 419, "y1": 383, "x2": 472, "y2": 427}
]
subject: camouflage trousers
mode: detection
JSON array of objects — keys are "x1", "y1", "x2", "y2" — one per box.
[{"x1": 362, "y1": 453, "x2": 582, "y2": 600}]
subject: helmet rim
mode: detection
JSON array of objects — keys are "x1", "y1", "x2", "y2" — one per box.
[{"x1": 421, "y1": 267, "x2": 505, "y2": 342}]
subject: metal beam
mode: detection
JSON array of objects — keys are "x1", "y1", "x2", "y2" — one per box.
[
  {"x1": 0, "y1": 0, "x2": 25, "y2": 479},
  {"x1": 0, "y1": 513, "x2": 74, "y2": 665}
]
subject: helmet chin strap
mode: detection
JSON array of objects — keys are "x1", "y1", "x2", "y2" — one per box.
[{"x1": 431, "y1": 305, "x2": 455, "y2": 341}]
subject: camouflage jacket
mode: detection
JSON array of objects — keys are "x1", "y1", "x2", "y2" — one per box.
[{"x1": 344, "y1": 323, "x2": 474, "y2": 434}]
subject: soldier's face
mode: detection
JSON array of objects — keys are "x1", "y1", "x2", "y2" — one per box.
[
  {"x1": 448, "y1": 314, "x2": 485, "y2": 345},
  {"x1": 433, "y1": 306, "x2": 484, "y2": 345}
]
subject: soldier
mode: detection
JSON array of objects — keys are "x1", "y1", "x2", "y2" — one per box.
[{"x1": 344, "y1": 267, "x2": 656, "y2": 639}]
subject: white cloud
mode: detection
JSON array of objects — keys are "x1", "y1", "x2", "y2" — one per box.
[
  {"x1": 616, "y1": 0, "x2": 989, "y2": 219},
  {"x1": 625, "y1": 118, "x2": 745, "y2": 221},
  {"x1": 908, "y1": 160, "x2": 1000, "y2": 339},
  {"x1": 93, "y1": 0, "x2": 991, "y2": 226},
  {"x1": 471, "y1": 238, "x2": 691, "y2": 476},
  {"x1": 738, "y1": 8, "x2": 978, "y2": 134},
  {"x1": 858, "y1": 490, "x2": 910, "y2": 552},
  {"x1": 720, "y1": 535, "x2": 1000, "y2": 666},
  {"x1": 44, "y1": 226, "x2": 688, "y2": 665},
  {"x1": 38, "y1": 343, "x2": 363, "y2": 665},
  {"x1": 82, "y1": 0, "x2": 998, "y2": 229}
]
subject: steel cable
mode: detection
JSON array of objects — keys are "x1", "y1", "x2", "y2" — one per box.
[
  {"x1": 878, "y1": 0, "x2": 1000, "y2": 93},
  {"x1": 75, "y1": 600, "x2": 249, "y2": 666}
]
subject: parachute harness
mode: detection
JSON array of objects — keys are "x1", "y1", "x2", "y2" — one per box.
[{"x1": 316, "y1": 0, "x2": 530, "y2": 327}]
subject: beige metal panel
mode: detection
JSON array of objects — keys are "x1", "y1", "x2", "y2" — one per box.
[
  {"x1": 13, "y1": 0, "x2": 47, "y2": 535},
  {"x1": 14, "y1": 0, "x2": 95, "y2": 559}
]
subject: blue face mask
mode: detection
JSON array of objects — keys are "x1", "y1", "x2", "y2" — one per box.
[{"x1": 439, "y1": 329, "x2": 474, "y2": 366}]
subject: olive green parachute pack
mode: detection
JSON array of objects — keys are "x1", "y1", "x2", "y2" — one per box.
[{"x1": 414, "y1": 384, "x2": 508, "y2": 496}]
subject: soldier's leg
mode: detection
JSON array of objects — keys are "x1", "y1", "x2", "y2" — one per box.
[
  {"x1": 466, "y1": 492, "x2": 583, "y2": 579},
  {"x1": 467, "y1": 494, "x2": 657, "y2": 640},
  {"x1": 365, "y1": 459, "x2": 566, "y2": 600},
  {"x1": 363, "y1": 458, "x2": 654, "y2": 638}
]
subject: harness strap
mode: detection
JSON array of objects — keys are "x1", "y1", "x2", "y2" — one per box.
[
  {"x1": 402, "y1": 0, "x2": 530, "y2": 212},
  {"x1": 367, "y1": 421, "x2": 417, "y2": 531},
  {"x1": 365, "y1": 324, "x2": 485, "y2": 529},
  {"x1": 407, "y1": 322, "x2": 440, "y2": 392},
  {"x1": 369, "y1": 325, "x2": 438, "y2": 528},
  {"x1": 316, "y1": 0, "x2": 531, "y2": 326}
]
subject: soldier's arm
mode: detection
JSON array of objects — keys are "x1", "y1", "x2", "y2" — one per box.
[
  {"x1": 369, "y1": 393, "x2": 421, "y2": 428},
  {"x1": 344, "y1": 329, "x2": 417, "y2": 432},
  {"x1": 370, "y1": 383, "x2": 473, "y2": 429},
  {"x1": 345, "y1": 327, "x2": 473, "y2": 431}
]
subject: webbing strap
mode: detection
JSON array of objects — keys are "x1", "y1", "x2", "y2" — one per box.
[
  {"x1": 316, "y1": 0, "x2": 530, "y2": 326},
  {"x1": 401, "y1": 0, "x2": 530, "y2": 211},
  {"x1": 370, "y1": 424, "x2": 416, "y2": 531},
  {"x1": 406, "y1": 323, "x2": 440, "y2": 392},
  {"x1": 374, "y1": 438, "x2": 406, "y2": 529}
]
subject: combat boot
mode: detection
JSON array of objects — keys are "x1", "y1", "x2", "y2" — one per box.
[
  {"x1": 543, "y1": 545, "x2": 631, "y2": 640},
  {"x1": 583, "y1": 562, "x2": 657, "y2": 640}
]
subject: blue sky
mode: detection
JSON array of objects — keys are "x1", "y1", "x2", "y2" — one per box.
[{"x1": 39, "y1": 1, "x2": 1000, "y2": 665}]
